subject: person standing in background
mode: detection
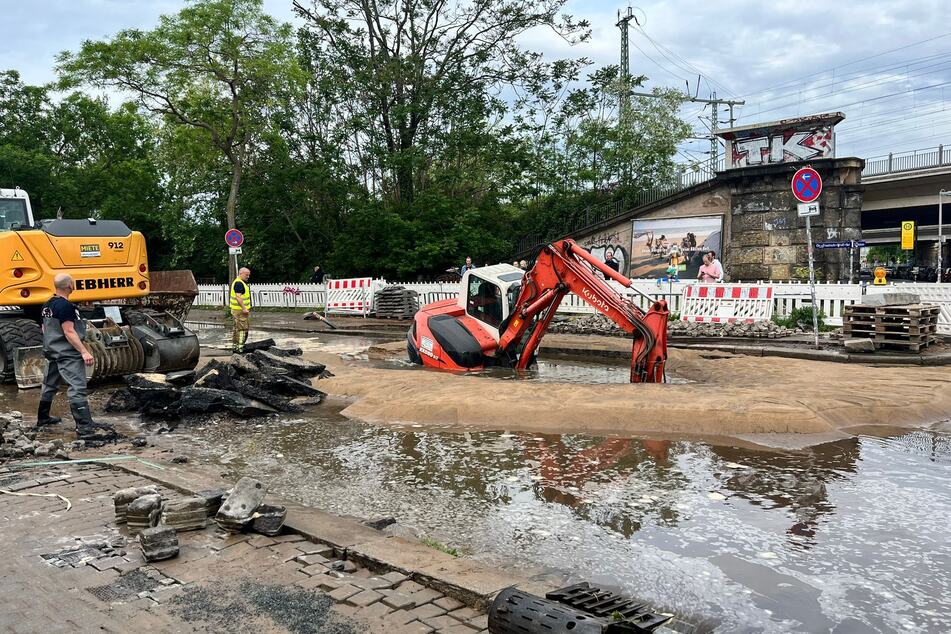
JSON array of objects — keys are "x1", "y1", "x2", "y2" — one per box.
[
  {"x1": 229, "y1": 267, "x2": 253, "y2": 353},
  {"x1": 460, "y1": 256, "x2": 476, "y2": 275},
  {"x1": 309, "y1": 265, "x2": 325, "y2": 284}
]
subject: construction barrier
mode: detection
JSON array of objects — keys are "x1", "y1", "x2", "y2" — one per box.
[
  {"x1": 325, "y1": 277, "x2": 374, "y2": 316},
  {"x1": 680, "y1": 284, "x2": 774, "y2": 323}
]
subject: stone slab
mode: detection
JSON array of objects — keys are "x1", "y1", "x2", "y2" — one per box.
[
  {"x1": 861, "y1": 292, "x2": 921, "y2": 307},
  {"x1": 843, "y1": 338, "x2": 875, "y2": 352},
  {"x1": 414, "y1": 559, "x2": 521, "y2": 611},
  {"x1": 347, "y1": 536, "x2": 450, "y2": 575}
]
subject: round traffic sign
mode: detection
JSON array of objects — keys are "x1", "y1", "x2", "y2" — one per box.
[
  {"x1": 792, "y1": 167, "x2": 822, "y2": 203},
  {"x1": 225, "y1": 228, "x2": 244, "y2": 247}
]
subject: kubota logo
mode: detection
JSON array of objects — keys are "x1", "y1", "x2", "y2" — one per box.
[{"x1": 581, "y1": 287, "x2": 608, "y2": 311}]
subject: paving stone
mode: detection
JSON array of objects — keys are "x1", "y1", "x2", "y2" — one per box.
[
  {"x1": 295, "y1": 543, "x2": 334, "y2": 556},
  {"x1": 296, "y1": 553, "x2": 329, "y2": 566},
  {"x1": 396, "y1": 580, "x2": 425, "y2": 594},
  {"x1": 466, "y1": 614, "x2": 488, "y2": 630},
  {"x1": 437, "y1": 625, "x2": 479, "y2": 634},
  {"x1": 409, "y1": 588, "x2": 443, "y2": 606},
  {"x1": 434, "y1": 597, "x2": 463, "y2": 611},
  {"x1": 301, "y1": 562, "x2": 330, "y2": 576},
  {"x1": 247, "y1": 535, "x2": 277, "y2": 548},
  {"x1": 351, "y1": 576, "x2": 393, "y2": 591},
  {"x1": 382, "y1": 571, "x2": 409, "y2": 584},
  {"x1": 271, "y1": 533, "x2": 306, "y2": 543},
  {"x1": 382, "y1": 610, "x2": 420, "y2": 627},
  {"x1": 421, "y1": 615, "x2": 461, "y2": 630},
  {"x1": 397, "y1": 623, "x2": 434, "y2": 634},
  {"x1": 447, "y1": 607, "x2": 479, "y2": 622},
  {"x1": 382, "y1": 591, "x2": 417, "y2": 610},
  {"x1": 411, "y1": 603, "x2": 447, "y2": 620},
  {"x1": 328, "y1": 584, "x2": 361, "y2": 602},
  {"x1": 356, "y1": 600, "x2": 393, "y2": 620},
  {"x1": 348, "y1": 589, "x2": 384, "y2": 607},
  {"x1": 89, "y1": 556, "x2": 127, "y2": 571}
]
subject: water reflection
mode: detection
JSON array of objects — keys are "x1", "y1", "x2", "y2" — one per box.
[
  {"x1": 711, "y1": 439, "x2": 860, "y2": 550},
  {"x1": 164, "y1": 409, "x2": 951, "y2": 633}
]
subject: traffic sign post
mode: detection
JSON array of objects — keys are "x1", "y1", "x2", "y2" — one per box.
[
  {"x1": 225, "y1": 229, "x2": 245, "y2": 279},
  {"x1": 793, "y1": 167, "x2": 823, "y2": 349}
]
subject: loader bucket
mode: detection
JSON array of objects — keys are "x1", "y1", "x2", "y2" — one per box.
[
  {"x1": 14, "y1": 346, "x2": 45, "y2": 389},
  {"x1": 144, "y1": 270, "x2": 199, "y2": 322}
]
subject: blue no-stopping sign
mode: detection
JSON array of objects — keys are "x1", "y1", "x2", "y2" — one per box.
[{"x1": 792, "y1": 167, "x2": 822, "y2": 203}]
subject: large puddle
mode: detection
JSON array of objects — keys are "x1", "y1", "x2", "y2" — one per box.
[
  {"x1": 165, "y1": 413, "x2": 951, "y2": 632},
  {"x1": 150, "y1": 328, "x2": 951, "y2": 633}
]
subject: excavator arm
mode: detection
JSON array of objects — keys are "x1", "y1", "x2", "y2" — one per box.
[{"x1": 498, "y1": 239, "x2": 669, "y2": 383}]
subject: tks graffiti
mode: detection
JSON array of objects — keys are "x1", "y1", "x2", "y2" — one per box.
[
  {"x1": 730, "y1": 127, "x2": 834, "y2": 167},
  {"x1": 718, "y1": 112, "x2": 844, "y2": 169}
]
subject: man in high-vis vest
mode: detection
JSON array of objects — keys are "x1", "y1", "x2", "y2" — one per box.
[{"x1": 229, "y1": 267, "x2": 252, "y2": 353}]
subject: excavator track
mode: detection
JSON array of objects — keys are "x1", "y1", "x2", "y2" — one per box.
[{"x1": 0, "y1": 318, "x2": 43, "y2": 382}]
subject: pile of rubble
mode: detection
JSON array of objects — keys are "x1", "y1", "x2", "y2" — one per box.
[
  {"x1": 0, "y1": 411, "x2": 85, "y2": 460},
  {"x1": 105, "y1": 339, "x2": 330, "y2": 420},
  {"x1": 549, "y1": 314, "x2": 798, "y2": 339},
  {"x1": 114, "y1": 476, "x2": 285, "y2": 562}
]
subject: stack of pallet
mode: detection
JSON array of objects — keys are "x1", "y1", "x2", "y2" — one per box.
[
  {"x1": 844, "y1": 302, "x2": 940, "y2": 352},
  {"x1": 374, "y1": 285, "x2": 420, "y2": 319}
]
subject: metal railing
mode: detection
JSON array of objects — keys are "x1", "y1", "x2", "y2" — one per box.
[{"x1": 862, "y1": 145, "x2": 951, "y2": 177}]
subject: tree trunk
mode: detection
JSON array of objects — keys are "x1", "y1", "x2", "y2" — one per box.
[{"x1": 225, "y1": 147, "x2": 244, "y2": 282}]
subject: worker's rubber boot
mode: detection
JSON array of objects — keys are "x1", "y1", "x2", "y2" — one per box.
[
  {"x1": 70, "y1": 401, "x2": 118, "y2": 442},
  {"x1": 36, "y1": 399, "x2": 62, "y2": 427}
]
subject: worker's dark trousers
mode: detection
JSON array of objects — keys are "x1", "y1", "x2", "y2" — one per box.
[{"x1": 39, "y1": 354, "x2": 88, "y2": 405}]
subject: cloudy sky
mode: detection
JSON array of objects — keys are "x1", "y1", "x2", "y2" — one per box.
[{"x1": 5, "y1": 0, "x2": 951, "y2": 162}]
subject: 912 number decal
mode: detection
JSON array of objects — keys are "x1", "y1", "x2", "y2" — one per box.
[{"x1": 107, "y1": 241, "x2": 125, "y2": 250}]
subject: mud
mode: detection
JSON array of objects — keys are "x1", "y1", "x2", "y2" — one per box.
[{"x1": 314, "y1": 345, "x2": 951, "y2": 438}]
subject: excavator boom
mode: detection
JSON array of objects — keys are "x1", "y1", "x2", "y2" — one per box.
[{"x1": 408, "y1": 239, "x2": 669, "y2": 383}]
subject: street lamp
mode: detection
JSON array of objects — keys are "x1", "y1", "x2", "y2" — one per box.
[{"x1": 940, "y1": 190, "x2": 951, "y2": 283}]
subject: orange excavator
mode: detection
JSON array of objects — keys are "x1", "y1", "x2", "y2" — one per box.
[{"x1": 408, "y1": 239, "x2": 669, "y2": 383}]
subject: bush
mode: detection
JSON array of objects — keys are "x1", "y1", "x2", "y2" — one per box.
[{"x1": 772, "y1": 306, "x2": 835, "y2": 331}]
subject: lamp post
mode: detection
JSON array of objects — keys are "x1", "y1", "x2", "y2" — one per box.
[{"x1": 939, "y1": 190, "x2": 951, "y2": 283}]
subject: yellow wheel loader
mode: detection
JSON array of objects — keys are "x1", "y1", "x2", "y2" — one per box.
[{"x1": 0, "y1": 187, "x2": 200, "y2": 386}]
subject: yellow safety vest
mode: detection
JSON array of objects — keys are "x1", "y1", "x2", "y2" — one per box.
[{"x1": 229, "y1": 277, "x2": 252, "y2": 311}]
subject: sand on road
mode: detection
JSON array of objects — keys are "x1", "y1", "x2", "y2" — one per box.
[{"x1": 309, "y1": 346, "x2": 951, "y2": 439}]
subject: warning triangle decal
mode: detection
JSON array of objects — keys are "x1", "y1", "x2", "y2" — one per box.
[{"x1": 11, "y1": 250, "x2": 23, "y2": 262}]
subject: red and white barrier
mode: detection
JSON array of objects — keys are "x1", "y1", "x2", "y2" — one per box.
[
  {"x1": 326, "y1": 277, "x2": 374, "y2": 315},
  {"x1": 680, "y1": 284, "x2": 774, "y2": 323}
]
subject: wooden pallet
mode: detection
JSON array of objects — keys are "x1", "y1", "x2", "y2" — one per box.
[{"x1": 843, "y1": 303, "x2": 940, "y2": 352}]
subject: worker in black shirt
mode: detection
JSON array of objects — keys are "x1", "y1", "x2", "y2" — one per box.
[{"x1": 37, "y1": 273, "x2": 115, "y2": 439}]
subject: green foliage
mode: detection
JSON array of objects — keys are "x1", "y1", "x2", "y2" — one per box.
[
  {"x1": 866, "y1": 245, "x2": 910, "y2": 265},
  {"x1": 1, "y1": 0, "x2": 692, "y2": 283},
  {"x1": 772, "y1": 307, "x2": 836, "y2": 332},
  {"x1": 421, "y1": 537, "x2": 460, "y2": 558}
]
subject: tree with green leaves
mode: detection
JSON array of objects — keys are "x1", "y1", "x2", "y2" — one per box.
[
  {"x1": 57, "y1": 0, "x2": 302, "y2": 279},
  {"x1": 293, "y1": 0, "x2": 590, "y2": 205}
]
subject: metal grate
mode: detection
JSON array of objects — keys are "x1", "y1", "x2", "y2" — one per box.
[{"x1": 547, "y1": 582, "x2": 672, "y2": 632}]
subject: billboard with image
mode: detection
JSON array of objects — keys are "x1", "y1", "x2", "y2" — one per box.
[{"x1": 630, "y1": 216, "x2": 723, "y2": 279}]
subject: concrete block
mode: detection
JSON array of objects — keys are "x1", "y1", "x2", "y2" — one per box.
[
  {"x1": 161, "y1": 497, "x2": 207, "y2": 532},
  {"x1": 114, "y1": 486, "x2": 159, "y2": 524},
  {"x1": 843, "y1": 338, "x2": 875, "y2": 352},
  {"x1": 861, "y1": 292, "x2": 921, "y2": 307},
  {"x1": 139, "y1": 526, "x2": 179, "y2": 562},
  {"x1": 127, "y1": 493, "x2": 163, "y2": 536},
  {"x1": 215, "y1": 477, "x2": 267, "y2": 533}
]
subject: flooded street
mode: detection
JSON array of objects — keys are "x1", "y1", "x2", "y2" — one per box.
[{"x1": 150, "y1": 328, "x2": 951, "y2": 633}]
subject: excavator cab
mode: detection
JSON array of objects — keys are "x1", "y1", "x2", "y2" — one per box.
[{"x1": 463, "y1": 266, "x2": 524, "y2": 335}]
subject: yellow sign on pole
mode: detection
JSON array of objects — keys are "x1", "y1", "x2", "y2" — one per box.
[{"x1": 901, "y1": 221, "x2": 916, "y2": 250}]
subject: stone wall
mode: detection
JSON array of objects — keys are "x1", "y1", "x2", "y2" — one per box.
[{"x1": 723, "y1": 158, "x2": 864, "y2": 281}]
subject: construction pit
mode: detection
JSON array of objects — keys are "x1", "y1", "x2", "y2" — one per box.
[{"x1": 2, "y1": 318, "x2": 950, "y2": 633}]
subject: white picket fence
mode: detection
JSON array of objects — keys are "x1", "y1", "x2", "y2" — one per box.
[{"x1": 194, "y1": 280, "x2": 951, "y2": 334}]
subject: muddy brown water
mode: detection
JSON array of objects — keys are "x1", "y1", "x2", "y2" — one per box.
[{"x1": 6, "y1": 327, "x2": 950, "y2": 632}]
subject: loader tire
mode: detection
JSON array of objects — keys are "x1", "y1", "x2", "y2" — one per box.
[{"x1": 0, "y1": 318, "x2": 43, "y2": 383}]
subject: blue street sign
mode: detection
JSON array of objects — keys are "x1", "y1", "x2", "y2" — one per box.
[{"x1": 815, "y1": 240, "x2": 867, "y2": 249}]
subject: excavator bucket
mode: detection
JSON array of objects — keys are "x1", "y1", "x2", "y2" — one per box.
[
  {"x1": 631, "y1": 300, "x2": 669, "y2": 383},
  {"x1": 142, "y1": 270, "x2": 199, "y2": 322},
  {"x1": 13, "y1": 346, "x2": 45, "y2": 389}
]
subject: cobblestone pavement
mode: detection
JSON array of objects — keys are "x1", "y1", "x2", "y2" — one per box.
[{"x1": 0, "y1": 462, "x2": 489, "y2": 634}]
